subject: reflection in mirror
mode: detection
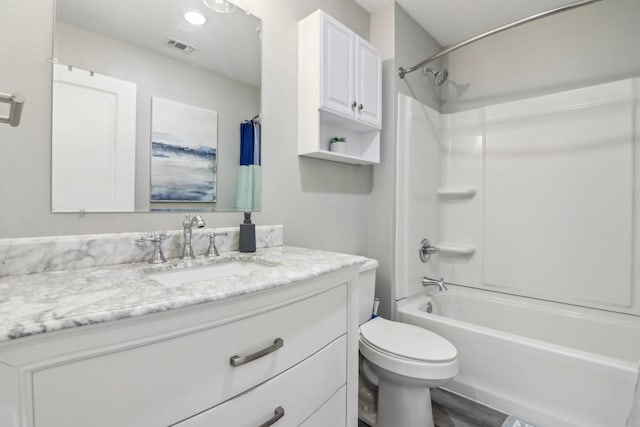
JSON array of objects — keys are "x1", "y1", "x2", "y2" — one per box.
[
  {"x1": 52, "y1": 0, "x2": 261, "y2": 213},
  {"x1": 150, "y1": 97, "x2": 218, "y2": 204}
]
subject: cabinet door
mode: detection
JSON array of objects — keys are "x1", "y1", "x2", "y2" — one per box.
[
  {"x1": 355, "y1": 36, "x2": 381, "y2": 128},
  {"x1": 321, "y1": 14, "x2": 355, "y2": 119}
]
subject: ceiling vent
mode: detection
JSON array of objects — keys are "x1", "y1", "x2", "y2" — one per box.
[{"x1": 166, "y1": 38, "x2": 198, "y2": 54}]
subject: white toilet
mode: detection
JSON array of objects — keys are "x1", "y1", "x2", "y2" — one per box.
[{"x1": 358, "y1": 261, "x2": 459, "y2": 427}]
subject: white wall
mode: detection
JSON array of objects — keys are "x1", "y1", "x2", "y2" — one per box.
[{"x1": 0, "y1": 0, "x2": 373, "y2": 257}]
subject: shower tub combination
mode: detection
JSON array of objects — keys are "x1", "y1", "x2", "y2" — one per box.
[{"x1": 397, "y1": 287, "x2": 640, "y2": 427}]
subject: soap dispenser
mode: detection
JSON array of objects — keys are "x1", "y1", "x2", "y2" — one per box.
[{"x1": 239, "y1": 211, "x2": 256, "y2": 253}]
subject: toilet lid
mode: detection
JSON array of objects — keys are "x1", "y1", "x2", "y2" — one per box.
[{"x1": 360, "y1": 317, "x2": 457, "y2": 362}]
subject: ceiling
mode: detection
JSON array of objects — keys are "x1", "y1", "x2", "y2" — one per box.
[
  {"x1": 56, "y1": 0, "x2": 261, "y2": 87},
  {"x1": 354, "y1": 0, "x2": 585, "y2": 46}
]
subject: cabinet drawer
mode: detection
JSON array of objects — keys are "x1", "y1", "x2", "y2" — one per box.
[
  {"x1": 32, "y1": 284, "x2": 347, "y2": 427},
  {"x1": 175, "y1": 335, "x2": 346, "y2": 427},
  {"x1": 300, "y1": 385, "x2": 346, "y2": 427}
]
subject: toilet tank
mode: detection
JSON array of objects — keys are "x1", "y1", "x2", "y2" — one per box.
[{"x1": 358, "y1": 259, "x2": 378, "y2": 325}]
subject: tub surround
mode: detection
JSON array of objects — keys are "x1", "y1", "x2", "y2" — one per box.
[
  {"x1": 0, "y1": 226, "x2": 374, "y2": 342},
  {"x1": 397, "y1": 287, "x2": 639, "y2": 427},
  {"x1": 0, "y1": 224, "x2": 284, "y2": 277}
]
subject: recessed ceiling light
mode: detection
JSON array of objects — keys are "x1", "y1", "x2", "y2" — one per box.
[{"x1": 184, "y1": 10, "x2": 207, "y2": 26}]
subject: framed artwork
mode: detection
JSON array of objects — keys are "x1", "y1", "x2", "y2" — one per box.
[{"x1": 150, "y1": 97, "x2": 218, "y2": 202}]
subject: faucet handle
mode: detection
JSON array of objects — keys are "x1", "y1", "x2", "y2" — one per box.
[
  {"x1": 207, "y1": 232, "x2": 229, "y2": 257},
  {"x1": 136, "y1": 232, "x2": 167, "y2": 264},
  {"x1": 136, "y1": 232, "x2": 167, "y2": 243}
]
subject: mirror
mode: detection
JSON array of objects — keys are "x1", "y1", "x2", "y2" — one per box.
[{"x1": 52, "y1": 0, "x2": 261, "y2": 213}]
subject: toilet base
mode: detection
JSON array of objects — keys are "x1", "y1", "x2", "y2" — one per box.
[{"x1": 377, "y1": 378, "x2": 434, "y2": 427}]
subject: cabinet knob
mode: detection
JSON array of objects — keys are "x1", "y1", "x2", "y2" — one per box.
[
  {"x1": 358, "y1": 103, "x2": 364, "y2": 111},
  {"x1": 351, "y1": 101, "x2": 357, "y2": 109}
]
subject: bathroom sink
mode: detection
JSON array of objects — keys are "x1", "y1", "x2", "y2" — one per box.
[{"x1": 146, "y1": 260, "x2": 274, "y2": 286}]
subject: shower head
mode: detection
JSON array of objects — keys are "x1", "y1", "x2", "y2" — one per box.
[{"x1": 423, "y1": 68, "x2": 449, "y2": 86}]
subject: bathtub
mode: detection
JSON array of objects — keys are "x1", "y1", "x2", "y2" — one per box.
[{"x1": 396, "y1": 286, "x2": 640, "y2": 427}]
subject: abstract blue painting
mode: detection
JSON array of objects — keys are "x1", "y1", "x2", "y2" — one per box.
[{"x1": 150, "y1": 97, "x2": 218, "y2": 202}]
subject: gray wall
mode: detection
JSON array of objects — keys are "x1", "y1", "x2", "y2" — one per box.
[
  {"x1": 394, "y1": 4, "x2": 442, "y2": 112},
  {"x1": 55, "y1": 22, "x2": 260, "y2": 211},
  {"x1": 442, "y1": 0, "x2": 640, "y2": 113},
  {"x1": 0, "y1": 0, "x2": 372, "y2": 257}
]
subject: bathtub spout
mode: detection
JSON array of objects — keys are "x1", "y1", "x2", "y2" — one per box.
[{"x1": 422, "y1": 276, "x2": 448, "y2": 291}]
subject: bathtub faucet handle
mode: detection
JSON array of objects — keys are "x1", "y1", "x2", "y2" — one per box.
[
  {"x1": 419, "y1": 238, "x2": 439, "y2": 262},
  {"x1": 422, "y1": 276, "x2": 448, "y2": 291}
]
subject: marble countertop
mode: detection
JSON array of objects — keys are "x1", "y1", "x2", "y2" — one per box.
[{"x1": 0, "y1": 246, "x2": 373, "y2": 343}]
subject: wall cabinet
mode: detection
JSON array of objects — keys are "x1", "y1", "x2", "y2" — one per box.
[
  {"x1": 0, "y1": 269, "x2": 359, "y2": 427},
  {"x1": 299, "y1": 10, "x2": 381, "y2": 165}
]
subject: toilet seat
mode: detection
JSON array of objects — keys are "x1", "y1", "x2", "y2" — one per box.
[
  {"x1": 360, "y1": 317, "x2": 456, "y2": 362},
  {"x1": 359, "y1": 317, "x2": 458, "y2": 380}
]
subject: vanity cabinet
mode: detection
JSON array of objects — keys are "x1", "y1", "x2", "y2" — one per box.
[
  {"x1": 298, "y1": 10, "x2": 381, "y2": 165},
  {"x1": 0, "y1": 269, "x2": 358, "y2": 427}
]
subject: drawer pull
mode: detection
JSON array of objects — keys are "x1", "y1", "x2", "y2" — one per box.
[
  {"x1": 258, "y1": 406, "x2": 285, "y2": 427},
  {"x1": 230, "y1": 338, "x2": 284, "y2": 367}
]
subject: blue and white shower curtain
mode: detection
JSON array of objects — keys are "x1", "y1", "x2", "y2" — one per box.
[{"x1": 235, "y1": 120, "x2": 261, "y2": 210}]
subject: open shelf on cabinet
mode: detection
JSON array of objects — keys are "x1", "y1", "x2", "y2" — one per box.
[
  {"x1": 298, "y1": 10, "x2": 381, "y2": 166},
  {"x1": 300, "y1": 149, "x2": 378, "y2": 165}
]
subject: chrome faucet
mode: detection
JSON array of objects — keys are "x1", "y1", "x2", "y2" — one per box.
[
  {"x1": 181, "y1": 214, "x2": 206, "y2": 259},
  {"x1": 422, "y1": 276, "x2": 448, "y2": 291}
]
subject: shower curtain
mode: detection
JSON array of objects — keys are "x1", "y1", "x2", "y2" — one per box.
[{"x1": 235, "y1": 120, "x2": 261, "y2": 210}]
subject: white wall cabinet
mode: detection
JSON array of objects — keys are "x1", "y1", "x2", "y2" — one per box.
[
  {"x1": 320, "y1": 15, "x2": 355, "y2": 120},
  {"x1": 0, "y1": 269, "x2": 359, "y2": 427},
  {"x1": 354, "y1": 37, "x2": 382, "y2": 128},
  {"x1": 299, "y1": 10, "x2": 381, "y2": 165}
]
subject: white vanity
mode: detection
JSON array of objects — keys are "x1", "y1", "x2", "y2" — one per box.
[{"x1": 0, "y1": 227, "x2": 372, "y2": 427}]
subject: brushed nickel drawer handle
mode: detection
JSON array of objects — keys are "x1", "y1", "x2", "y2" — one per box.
[
  {"x1": 258, "y1": 406, "x2": 284, "y2": 427},
  {"x1": 230, "y1": 338, "x2": 284, "y2": 367}
]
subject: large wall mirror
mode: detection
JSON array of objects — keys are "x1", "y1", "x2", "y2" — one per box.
[{"x1": 52, "y1": 0, "x2": 261, "y2": 213}]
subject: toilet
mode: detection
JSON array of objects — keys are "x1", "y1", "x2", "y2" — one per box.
[{"x1": 358, "y1": 261, "x2": 459, "y2": 427}]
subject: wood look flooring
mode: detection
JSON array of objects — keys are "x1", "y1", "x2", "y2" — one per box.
[{"x1": 358, "y1": 387, "x2": 508, "y2": 427}]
